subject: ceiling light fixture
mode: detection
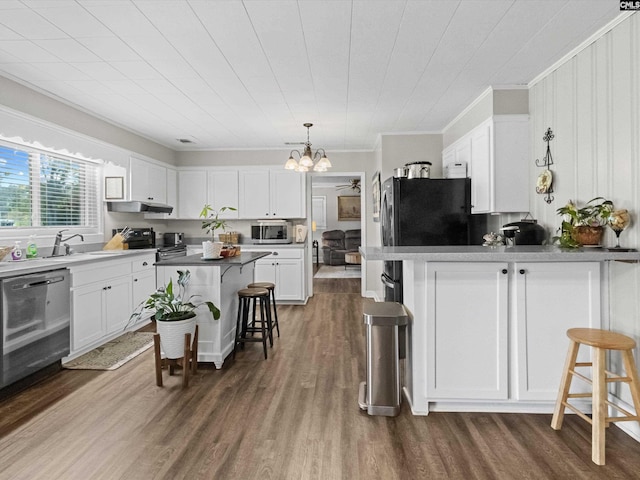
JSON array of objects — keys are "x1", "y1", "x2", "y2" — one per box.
[{"x1": 284, "y1": 123, "x2": 331, "y2": 172}]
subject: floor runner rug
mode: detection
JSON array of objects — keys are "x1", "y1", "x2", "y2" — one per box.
[{"x1": 63, "y1": 332, "x2": 155, "y2": 370}]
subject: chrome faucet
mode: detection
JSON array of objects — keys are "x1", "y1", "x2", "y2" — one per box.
[{"x1": 52, "y1": 230, "x2": 84, "y2": 256}]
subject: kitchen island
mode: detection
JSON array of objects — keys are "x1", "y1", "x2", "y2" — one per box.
[
  {"x1": 156, "y1": 252, "x2": 271, "y2": 368},
  {"x1": 360, "y1": 245, "x2": 640, "y2": 417}
]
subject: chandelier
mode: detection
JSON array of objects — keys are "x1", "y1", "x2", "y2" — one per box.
[{"x1": 284, "y1": 123, "x2": 332, "y2": 172}]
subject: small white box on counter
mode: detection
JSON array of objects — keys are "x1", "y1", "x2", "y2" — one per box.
[{"x1": 445, "y1": 162, "x2": 467, "y2": 179}]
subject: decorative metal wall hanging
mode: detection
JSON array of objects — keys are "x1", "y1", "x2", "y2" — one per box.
[{"x1": 535, "y1": 127, "x2": 554, "y2": 204}]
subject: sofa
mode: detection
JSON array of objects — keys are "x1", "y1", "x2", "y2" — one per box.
[{"x1": 321, "y1": 229, "x2": 361, "y2": 265}]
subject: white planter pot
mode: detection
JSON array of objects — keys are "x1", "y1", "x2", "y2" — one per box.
[{"x1": 156, "y1": 315, "x2": 196, "y2": 359}]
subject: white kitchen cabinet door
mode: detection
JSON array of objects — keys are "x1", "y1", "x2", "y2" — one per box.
[
  {"x1": 165, "y1": 167, "x2": 177, "y2": 218},
  {"x1": 178, "y1": 170, "x2": 207, "y2": 219},
  {"x1": 131, "y1": 269, "x2": 156, "y2": 322},
  {"x1": 104, "y1": 276, "x2": 132, "y2": 334},
  {"x1": 239, "y1": 169, "x2": 305, "y2": 219},
  {"x1": 208, "y1": 170, "x2": 239, "y2": 218},
  {"x1": 72, "y1": 284, "x2": 106, "y2": 351},
  {"x1": 442, "y1": 116, "x2": 528, "y2": 214},
  {"x1": 254, "y1": 259, "x2": 277, "y2": 285},
  {"x1": 130, "y1": 157, "x2": 167, "y2": 204},
  {"x1": 274, "y1": 259, "x2": 303, "y2": 300},
  {"x1": 239, "y1": 170, "x2": 271, "y2": 218},
  {"x1": 253, "y1": 251, "x2": 304, "y2": 301},
  {"x1": 426, "y1": 262, "x2": 509, "y2": 400},
  {"x1": 514, "y1": 262, "x2": 600, "y2": 401},
  {"x1": 270, "y1": 170, "x2": 305, "y2": 218},
  {"x1": 470, "y1": 123, "x2": 491, "y2": 213}
]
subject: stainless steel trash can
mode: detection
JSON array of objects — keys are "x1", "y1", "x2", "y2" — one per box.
[{"x1": 358, "y1": 302, "x2": 409, "y2": 416}]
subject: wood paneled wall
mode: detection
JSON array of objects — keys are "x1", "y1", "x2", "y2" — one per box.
[{"x1": 529, "y1": 13, "x2": 640, "y2": 440}]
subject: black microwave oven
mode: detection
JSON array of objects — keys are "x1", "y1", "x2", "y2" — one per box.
[{"x1": 250, "y1": 220, "x2": 292, "y2": 244}]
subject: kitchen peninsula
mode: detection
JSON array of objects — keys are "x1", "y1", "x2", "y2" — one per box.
[
  {"x1": 156, "y1": 252, "x2": 270, "y2": 368},
  {"x1": 361, "y1": 245, "x2": 640, "y2": 417}
]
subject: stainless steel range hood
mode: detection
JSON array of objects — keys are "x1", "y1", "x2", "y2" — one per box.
[{"x1": 106, "y1": 201, "x2": 173, "y2": 214}]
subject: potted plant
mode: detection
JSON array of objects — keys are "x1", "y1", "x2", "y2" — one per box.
[
  {"x1": 199, "y1": 204, "x2": 236, "y2": 241},
  {"x1": 555, "y1": 197, "x2": 614, "y2": 247},
  {"x1": 129, "y1": 270, "x2": 220, "y2": 358}
]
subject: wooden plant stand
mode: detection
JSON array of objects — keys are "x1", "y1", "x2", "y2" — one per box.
[{"x1": 153, "y1": 325, "x2": 199, "y2": 388}]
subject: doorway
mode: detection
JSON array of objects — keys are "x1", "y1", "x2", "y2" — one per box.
[{"x1": 308, "y1": 173, "x2": 365, "y2": 296}]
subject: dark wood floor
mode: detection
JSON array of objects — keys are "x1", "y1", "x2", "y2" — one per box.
[{"x1": 1, "y1": 278, "x2": 640, "y2": 479}]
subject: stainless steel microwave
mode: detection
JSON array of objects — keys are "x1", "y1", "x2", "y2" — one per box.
[{"x1": 251, "y1": 220, "x2": 292, "y2": 244}]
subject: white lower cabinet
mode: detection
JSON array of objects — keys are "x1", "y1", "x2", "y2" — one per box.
[
  {"x1": 251, "y1": 248, "x2": 305, "y2": 301},
  {"x1": 69, "y1": 253, "x2": 156, "y2": 357},
  {"x1": 514, "y1": 262, "x2": 600, "y2": 401},
  {"x1": 426, "y1": 262, "x2": 509, "y2": 400},
  {"x1": 424, "y1": 261, "x2": 600, "y2": 406}
]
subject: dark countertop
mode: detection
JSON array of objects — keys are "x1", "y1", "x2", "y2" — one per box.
[{"x1": 155, "y1": 251, "x2": 271, "y2": 267}]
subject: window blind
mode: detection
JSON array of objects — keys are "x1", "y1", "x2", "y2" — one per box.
[{"x1": 0, "y1": 144, "x2": 100, "y2": 229}]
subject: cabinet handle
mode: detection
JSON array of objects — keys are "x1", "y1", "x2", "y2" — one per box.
[
  {"x1": 501, "y1": 269, "x2": 508, "y2": 274},
  {"x1": 142, "y1": 261, "x2": 148, "y2": 266},
  {"x1": 134, "y1": 278, "x2": 138, "y2": 282},
  {"x1": 107, "y1": 285, "x2": 112, "y2": 289},
  {"x1": 103, "y1": 286, "x2": 107, "y2": 290},
  {"x1": 519, "y1": 269, "x2": 525, "y2": 275},
  {"x1": 147, "y1": 197, "x2": 153, "y2": 200},
  {"x1": 272, "y1": 252, "x2": 279, "y2": 256}
]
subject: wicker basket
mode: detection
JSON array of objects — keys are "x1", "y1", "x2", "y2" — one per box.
[
  {"x1": 0, "y1": 246, "x2": 13, "y2": 261},
  {"x1": 219, "y1": 232, "x2": 240, "y2": 244}
]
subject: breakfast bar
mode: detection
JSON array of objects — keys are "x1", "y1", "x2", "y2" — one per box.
[
  {"x1": 361, "y1": 245, "x2": 640, "y2": 418},
  {"x1": 156, "y1": 252, "x2": 271, "y2": 368}
]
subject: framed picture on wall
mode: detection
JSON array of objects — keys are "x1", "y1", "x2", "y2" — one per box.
[
  {"x1": 338, "y1": 196, "x2": 361, "y2": 221},
  {"x1": 372, "y1": 171, "x2": 381, "y2": 222},
  {"x1": 105, "y1": 176, "x2": 124, "y2": 199}
]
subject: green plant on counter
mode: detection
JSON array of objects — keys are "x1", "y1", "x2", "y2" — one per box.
[
  {"x1": 556, "y1": 197, "x2": 614, "y2": 227},
  {"x1": 199, "y1": 204, "x2": 237, "y2": 238},
  {"x1": 127, "y1": 270, "x2": 220, "y2": 328},
  {"x1": 552, "y1": 197, "x2": 614, "y2": 248}
]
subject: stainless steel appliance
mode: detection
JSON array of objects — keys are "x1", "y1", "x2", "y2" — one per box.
[
  {"x1": 1, "y1": 269, "x2": 70, "y2": 388},
  {"x1": 113, "y1": 227, "x2": 186, "y2": 260},
  {"x1": 163, "y1": 232, "x2": 184, "y2": 246},
  {"x1": 405, "y1": 161, "x2": 431, "y2": 178},
  {"x1": 380, "y1": 177, "x2": 487, "y2": 302},
  {"x1": 251, "y1": 220, "x2": 293, "y2": 244},
  {"x1": 156, "y1": 244, "x2": 187, "y2": 261}
]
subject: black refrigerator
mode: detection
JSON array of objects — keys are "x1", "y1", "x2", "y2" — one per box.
[{"x1": 380, "y1": 177, "x2": 486, "y2": 302}]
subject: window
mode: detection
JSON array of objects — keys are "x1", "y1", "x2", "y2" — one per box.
[{"x1": 0, "y1": 143, "x2": 100, "y2": 231}]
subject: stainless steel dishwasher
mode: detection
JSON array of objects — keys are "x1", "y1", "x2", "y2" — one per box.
[{"x1": 1, "y1": 269, "x2": 70, "y2": 388}]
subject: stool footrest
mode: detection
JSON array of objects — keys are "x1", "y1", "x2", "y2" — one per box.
[{"x1": 562, "y1": 401, "x2": 593, "y2": 424}]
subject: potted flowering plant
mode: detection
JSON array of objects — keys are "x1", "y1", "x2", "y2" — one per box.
[
  {"x1": 555, "y1": 197, "x2": 614, "y2": 247},
  {"x1": 129, "y1": 270, "x2": 220, "y2": 358}
]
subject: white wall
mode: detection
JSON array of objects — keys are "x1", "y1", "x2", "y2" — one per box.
[{"x1": 528, "y1": 13, "x2": 640, "y2": 439}]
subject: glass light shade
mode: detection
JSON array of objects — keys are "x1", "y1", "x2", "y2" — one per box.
[
  {"x1": 284, "y1": 156, "x2": 299, "y2": 170},
  {"x1": 317, "y1": 154, "x2": 332, "y2": 169},
  {"x1": 313, "y1": 163, "x2": 327, "y2": 172},
  {"x1": 296, "y1": 164, "x2": 309, "y2": 172}
]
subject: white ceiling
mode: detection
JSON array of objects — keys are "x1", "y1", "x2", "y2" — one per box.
[{"x1": 0, "y1": 1, "x2": 624, "y2": 152}]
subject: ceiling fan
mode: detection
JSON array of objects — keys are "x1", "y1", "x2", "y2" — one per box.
[{"x1": 336, "y1": 179, "x2": 361, "y2": 194}]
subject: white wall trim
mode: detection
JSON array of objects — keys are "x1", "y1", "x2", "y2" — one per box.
[{"x1": 528, "y1": 12, "x2": 635, "y2": 88}]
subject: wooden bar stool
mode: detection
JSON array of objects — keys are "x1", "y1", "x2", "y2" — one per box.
[
  {"x1": 248, "y1": 281, "x2": 280, "y2": 338},
  {"x1": 551, "y1": 328, "x2": 640, "y2": 465},
  {"x1": 153, "y1": 325, "x2": 198, "y2": 388},
  {"x1": 234, "y1": 287, "x2": 271, "y2": 360}
]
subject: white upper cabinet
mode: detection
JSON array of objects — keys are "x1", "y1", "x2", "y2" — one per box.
[
  {"x1": 177, "y1": 170, "x2": 207, "y2": 219},
  {"x1": 443, "y1": 115, "x2": 529, "y2": 214},
  {"x1": 130, "y1": 157, "x2": 167, "y2": 204},
  {"x1": 207, "y1": 170, "x2": 239, "y2": 218},
  {"x1": 239, "y1": 169, "x2": 305, "y2": 219}
]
